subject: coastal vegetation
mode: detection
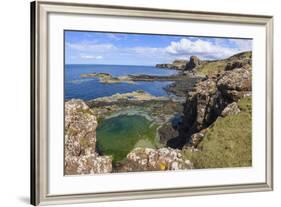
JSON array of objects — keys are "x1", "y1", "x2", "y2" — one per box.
[{"x1": 183, "y1": 97, "x2": 252, "y2": 168}]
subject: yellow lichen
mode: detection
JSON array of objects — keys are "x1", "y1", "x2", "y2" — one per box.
[{"x1": 159, "y1": 162, "x2": 166, "y2": 170}]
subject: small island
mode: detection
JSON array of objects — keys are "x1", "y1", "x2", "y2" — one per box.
[{"x1": 80, "y1": 73, "x2": 135, "y2": 84}]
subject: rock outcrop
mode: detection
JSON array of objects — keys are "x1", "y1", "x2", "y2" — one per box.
[
  {"x1": 64, "y1": 99, "x2": 112, "y2": 175},
  {"x1": 171, "y1": 59, "x2": 189, "y2": 70},
  {"x1": 217, "y1": 68, "x2": 251, "y2": 102},
  {"x1": 185, "y1": 56, "x2": 202, "y2": 71},
  {"x1": 116, "y1": 147, "x2": 193, "y2": 172}
]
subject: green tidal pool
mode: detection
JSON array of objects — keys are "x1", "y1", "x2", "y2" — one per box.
[{"x1": 96, "y1": 115, "x2": 159, "y2": 163}]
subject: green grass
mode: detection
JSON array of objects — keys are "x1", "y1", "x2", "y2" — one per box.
[
  {"x1": 96, "y1": 115, "x2": 159, "y2": 164},
  {"x1": 196, "y1": 51, "x2": 252, "y2": 76},
  {"x1": 196, "y1": 61, "x2": 227, "y2": 76},
  {"x1": 183, "y1": 97, "x2": 252, "y2": 169},
  {"x1": 228, "y1": 51, "x2": 252, "y2": 60}
]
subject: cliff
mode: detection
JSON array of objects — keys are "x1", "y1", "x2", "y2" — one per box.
[
  {"x1": 168, "y1": 51, "x2": 252, "y2": 149},
  {"x1": 169, "y1": 51, "x2": 252, "y2": 168}
]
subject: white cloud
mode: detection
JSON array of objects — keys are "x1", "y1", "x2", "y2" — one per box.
[
  {"x1": 105, "y1": 33, "x2": 128, "y2": 40},
  {"x1": 66, "y1": 37, "x2": 252, "y2": 65},
  {"x1": 80, "y1": 54, "x2": 103, "y2": 60},
  {"x1": 165, "y1": 38, "x2": 241, "y2": 60},
  {"x1": 66, "y1": 42, "x2": 116, "y2": 52}
]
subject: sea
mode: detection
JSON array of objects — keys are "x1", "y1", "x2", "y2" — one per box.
[{"x1": 64, "y1": 64, "x2": 178, "y2": 100}]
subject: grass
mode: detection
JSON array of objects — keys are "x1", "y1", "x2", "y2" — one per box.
[
  {"x1": 196, "y1": 60, "x2": 227, "y2": 76},
  {"x1": 183, "y1": 96, "x2": 252, "y2": 169},
  {"x1": 196, "y1": 51, "x2": 252, "y2": 76}
]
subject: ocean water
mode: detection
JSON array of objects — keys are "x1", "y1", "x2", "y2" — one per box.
[{"x1": 65, "y1": 64, "x2": 178, "y2": 100}]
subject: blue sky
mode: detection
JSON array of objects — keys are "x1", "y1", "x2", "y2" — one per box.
[{"x1": 65, "y1": 31, "x2": 252, "y2": 65}]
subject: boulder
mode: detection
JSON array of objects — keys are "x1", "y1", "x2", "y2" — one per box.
[
  {"x1": 221, "y1": 102, "x2": 240, "y2": 117},
  {"x1": 117, "y1": 147, "x2": 193, "y2": 172},
  {"x1": 217, "y1": 68, "x2": 251, "y2": 101}
]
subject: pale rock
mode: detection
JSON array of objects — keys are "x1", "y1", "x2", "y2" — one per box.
[
  {"x1": 64, "y1": 99, "x2": 112, "y2": 175},
  {"x1": 117, "y1": 147, "x2": 193, "y2": 172},
  {"x1": 221, "y1": 102, "x2": 241, "y2": 117}
]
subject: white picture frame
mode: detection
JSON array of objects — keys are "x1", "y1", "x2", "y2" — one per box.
[{"x1": 30, "y1": 1, "x2": 273, "y2": 205}]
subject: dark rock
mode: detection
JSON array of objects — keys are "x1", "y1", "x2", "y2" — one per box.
[
  {"x1": 185, "y1": 56, "x2": 202, "y2": 70},
  {"x1": 158, "y1": 122, "x2": 179, "y2": 145}
]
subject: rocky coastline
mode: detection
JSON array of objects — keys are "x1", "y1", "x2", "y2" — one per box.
[{"x1": 65, "y1": 51, "x2": 252, "y2": 174}]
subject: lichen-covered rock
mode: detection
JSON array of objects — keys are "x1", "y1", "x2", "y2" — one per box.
[
  {"x1": 221, "y1": 102, "x2": 240, "y2": 117},
  {"x1": 217, "y1": 68, "x2": 251, "y2": 101},
  {"x1": 189, "y1": 129, "x2": 208, "y2": 147},
  {"x1": 65, "y1": 153, "x2": 112, "y2": 175},
  {"x1": 185, "y1": 56, "x2": 202, "y2": 70},
  {"x1": 64, "y1": 99, "x2": 112, "y2": 175},
  {"x1": 65, "y1": 99, "x2": 97, "y2": 156},
  {"x1": 117, "y1": 147, "x2": 193, "y2": 172},
  {"x1": 225, "y1": 59, "x2": 251, "y2": 71}
]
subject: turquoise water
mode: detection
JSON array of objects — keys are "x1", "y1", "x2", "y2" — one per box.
[
  {"x1": 65, "y1": 64, "x2": 178, "y2": 100},
  {"x1": 96, "y1": 115, "x2": 158, "y2": 163}
]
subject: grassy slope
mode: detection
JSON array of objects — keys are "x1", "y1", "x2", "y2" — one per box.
[
  {"x1": 196, "y1": 51, "x2": 252, "y2": 76},
  {"x1": 183, "y1": 96, "x2": 252, "y2": 169}
]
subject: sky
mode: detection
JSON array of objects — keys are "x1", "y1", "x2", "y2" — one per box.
[{"x1": 65, "y1": 31, "x2": 252, "y2": 66}]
